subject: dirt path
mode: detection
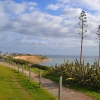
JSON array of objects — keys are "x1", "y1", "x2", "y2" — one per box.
[{"x1": 1, "y1": 62, "x2": 95, "y2": 100}]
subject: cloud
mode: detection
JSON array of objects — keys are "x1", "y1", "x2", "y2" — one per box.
[
  {"x1": 57, "y1": 0, "x2": 69, "y2": 3},
  {"x1": 28, "y1": 2, "x2": 37, "y2": 6},
  {"x1": 57, "y1": 0, "x2": 100, "y2": 12},
  {"x1": 0, "y1": 1, "x2": 38, "y2": 15},
  {"x1": 0, "y1": 0, "x2": 99, "y2": 55},
  {"x1": 2, "y1": 11, "x2": 69, "y2": 37},
  {"x1": 75, "y1": 0, "x2": 100, "y2": 11},
  {"x1": 5, "y1": 1, "x2": 27, "y2": 14},
  {"x1": 46, "y1": 4, "x2": 60, "y2": 10}
]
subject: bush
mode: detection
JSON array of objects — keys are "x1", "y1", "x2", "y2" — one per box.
[
  {"x1": 3, "y1": 56, "x2": 30, "y2": 65},
  {"x1": 31, "y1": 64, "x2": 50, "y2": 71},
  {"x1": 49, "y1": 59, "x2": 100, "y2": 90},
  {"x1": 13, "y1": 59, "x2": 30, "y2": 65}
]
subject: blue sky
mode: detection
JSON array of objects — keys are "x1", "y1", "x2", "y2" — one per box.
[{"x1": 0, "y1": 0, "x2": 100, "y2": 55}]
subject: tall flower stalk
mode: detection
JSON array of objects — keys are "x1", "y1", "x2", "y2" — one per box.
[
  {"x1": 97, "y1": 25, "x2": 100, "y2": 67},
  {"x1": 78, "y1": 11, "x2": 87, "y2": 64}
]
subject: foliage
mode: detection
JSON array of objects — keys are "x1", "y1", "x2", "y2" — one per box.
[
  {"x1": 2, "y1": 56, "x2": 30, "y2": 65},
  {"x1": 13, "y1": 59, "x2": 30, "y2": 65},
  {"x1": 0, "y1": 56, "x2": 4, "y2": 61},
  {"x1": 49, "y1": 59, "x2": 100, "y2": 90},
  {"x1": 31, "y1": 64, "x2": 50, "y2": 71},
  {"x1": 36, "y1": 55, "x2": 47, "y2": 59}
]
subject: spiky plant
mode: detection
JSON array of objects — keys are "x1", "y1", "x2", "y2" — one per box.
[{"x1": 50, "y1": 60, "x2": 100, "y2": 89}]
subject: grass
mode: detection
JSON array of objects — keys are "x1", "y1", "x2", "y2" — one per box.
[
  {"x1": 70, "y1": 85, "x2": 100, "y2": 100},
  {"x1": 0, "y1": 64, "x2": 56, "y2": 100},
  {"x1": 16, "y1": 72, "x2": 56, "y2": 100},
  {"x1": 19, "y1": 64, "x2": 48, "y2": 77}
]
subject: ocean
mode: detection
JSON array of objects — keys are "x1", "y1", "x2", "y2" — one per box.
[{"x1": 41, "y1": 55, "x2": 99, "y2": 66}]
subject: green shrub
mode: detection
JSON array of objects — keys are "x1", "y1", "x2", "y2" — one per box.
[
  {"x1": 49, "y1": 59, "x2": 100, "y2": 90},
  {"x1": 31, "y1": 64, "x2": 50, "y2": 71},
  {"x1": 4, "y1": 56, "x2": 30, "y2": 65}
]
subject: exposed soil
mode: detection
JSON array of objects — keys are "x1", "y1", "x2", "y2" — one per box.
[{"x1": 13, "y1": 55, "x2": 48, "y2": 63}]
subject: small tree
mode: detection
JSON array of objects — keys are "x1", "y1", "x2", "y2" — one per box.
[
  {"x1": 78, "y1": 11, "x2": 87, "y2": 64},
  {"x1": 96, "y1": 25, "x2": 100, "y2": 67}
]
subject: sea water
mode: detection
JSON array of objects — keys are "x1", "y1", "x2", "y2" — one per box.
[{"x1": 41, "y1": 55, "x2": 98, "y2": 66}]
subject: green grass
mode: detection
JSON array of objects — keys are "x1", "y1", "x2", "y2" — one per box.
[
  {"x1": 20, "y1": 64, "x2": 48, "y2": 77},
  {"x1": 15, "y1": 73, "x2": 56, "y2": 100},
  {"x1": 69, "y1": 85, "x2": 100, "y2": 100},
  {"x1": 0, "y1": 65, "x2": 56, "y2": 100}
]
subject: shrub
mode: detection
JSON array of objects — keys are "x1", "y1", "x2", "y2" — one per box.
[
  {"x1": 49, "y1": 59, "x2": 100, "y2": 90},
  {"x1": 31, "y1": 64, "x2": 50, "y2": 71}
]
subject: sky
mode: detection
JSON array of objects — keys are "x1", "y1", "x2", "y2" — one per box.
[{"x1": 0, "y1": 0, "x2": 100, "y2": 55}]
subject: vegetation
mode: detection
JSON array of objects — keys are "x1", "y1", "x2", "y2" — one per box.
[
  {"x1": 36, "y1": 55, "x2": 47, "y2": 59},
  {"x1": 48, "y1": 60, "x2": 100, "y2": 90},
  {"x1": 2, "y1": 56, "x2": 30, "y2": 65},
  {"x1": 31, "y1": 64, "x2": 50, "y2": 71},
  {"x1": 0, "y1": 55, "x2": 49, "y2": 70},
  {"x1": 0, "y1": 64, "x2": 56, "y2": 100},
  {"x1": 11, "y1": 53, "x2": 47, "y2": 60}
]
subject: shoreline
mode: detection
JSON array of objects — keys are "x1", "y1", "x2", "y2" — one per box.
[
  {"x1": 38, "y1": 58, "x2": 52, "y2": 64},
  {"x1": 41, "y1": 58, "x2": 52, "y2": 62}
]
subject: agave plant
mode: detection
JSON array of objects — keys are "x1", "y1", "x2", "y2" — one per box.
[{"x1": 49, "y1": 59, "x2": 100, "y2": 89}]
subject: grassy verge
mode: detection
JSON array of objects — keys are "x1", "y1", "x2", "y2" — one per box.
[
  {"x1": 19, "y1": 64, "x2": 48, "y2": 77},
  {"x1": 0, "y1": 64, "x2": 56, "y2": 100},
  {"x1": 69, "y1": 85, "x2": 100, "y2": 100}
]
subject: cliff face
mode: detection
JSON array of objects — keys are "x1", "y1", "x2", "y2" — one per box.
[{"x1": 13, "y1": 55, "x2": 48, "y2": 63}]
